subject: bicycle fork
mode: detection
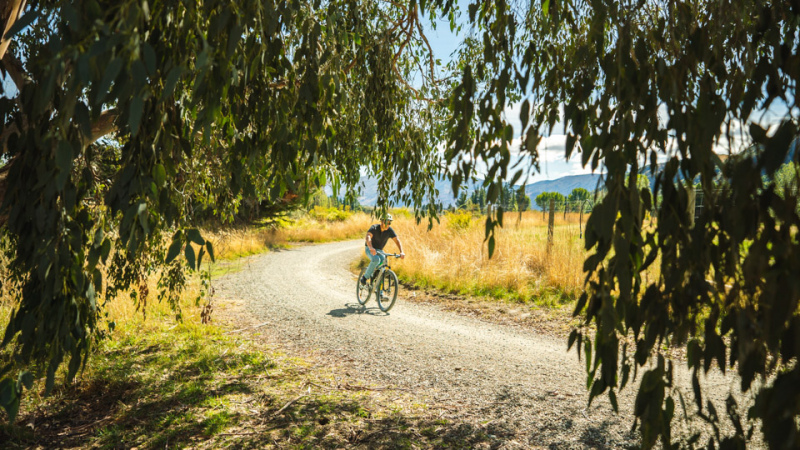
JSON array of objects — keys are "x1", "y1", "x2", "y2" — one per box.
[{"x1": 373, "y1": 268, "x2": 387, "y2": 298}]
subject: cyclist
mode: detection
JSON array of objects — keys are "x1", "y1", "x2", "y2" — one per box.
[{"x1": 360, "y1": 213, "x2": 405, "y2": 285}]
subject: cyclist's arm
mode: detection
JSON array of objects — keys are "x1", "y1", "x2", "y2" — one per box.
[
  {"x1": 365, "y1": 232, "x2": 377, "y2": 255},
  {"x1": 392, "y1": 236, "x2": 405, "y2": 259}
]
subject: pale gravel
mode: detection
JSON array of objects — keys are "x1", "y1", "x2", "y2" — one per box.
[{"x1": 213, "y1": 240, "x2": 754, "y2": 449}]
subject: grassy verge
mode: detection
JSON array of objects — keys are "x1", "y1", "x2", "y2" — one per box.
[
  {"x1": 0, "y1": 210, "x2": 503, "y2": 448},
  {"x1": 1, "y1": 308, "x2": 498, "y2": 449}
]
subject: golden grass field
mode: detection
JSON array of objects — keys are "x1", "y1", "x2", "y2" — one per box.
[
  {"x1": 206, "y1": 211, "x2": 374, "y2": 260},
  {"x1": 386, "y1": 210, "x2": 589, "y2": 307}
]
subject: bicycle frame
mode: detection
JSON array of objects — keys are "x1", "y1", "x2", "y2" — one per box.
[
  {"x1": 376, "y1": 251, "x2": 399, "y2": 267},
  {"x1": 371, "y1": 251, "x2": 400, "y2": 292}
]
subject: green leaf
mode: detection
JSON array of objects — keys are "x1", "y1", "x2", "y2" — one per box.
[
  {"x1": 0, "y1": 378, "x2": 19, "y2": 423},
  {"x1": 542, "y1": 0, "x2": 550, "y2": 17},
  {"x1": 197, "y1": 246, "x2": 205, "y2": 268},
  {"x1": 142, "y1": 43, "x2": 157, "y2": 75},
  {"x1": 487, "y1": 235, "x2": 495, "y2": 258},
  {"x1": 0, "y1": 378, "x2": 15, "y2": 405},
  {"x1": 137, "y1": 202, "x2": 149, "y2": 235},
  {"x1": 129, "y1": 96, "x2": 144, "y2": 136},
  {"x1": 206, "y1": 241, "x2": 215, "y2": 262},
  {"x1": 100, "y1": 239, "x2": 111, "y2": 263},
  {"x1": 94, "y1": 58, "x2": 123, "y2": 106},
  {"x1": 166, "y1": 237, "x2": 182, "y2": 264},
  {"x1": 55, "y1": 141, "x2": 74, "y2": 190},
  {"x1": 520, "y1": 99, "x2": 530, "y2": 130},
  {"x1": 153, "y1": 164, "x2": 167, "y2": 188},
  {"x1": 18, "y1": 372, "x2": 33, "y2": 390},
  {"x1": 3, "y1": 9, "x2": 39, "y2": 41},
  {"x1": 186, "y1": 229, "x2": 205, "y2": 246},
  {"x1": 185, "y1": 244, "x2": 196, "y2": 270},
  {"x1": 609, "y1": 389, "x2": 619, "y2": 412},
  {"x1": 161, "y1": 66, "x2": 183, "y2": 100},
  {"x1": 568, "y1": 329, "x2": 580, "y2": 351},
  {"x1": 227, "y1": 24, "x2": 243, "y2": 58}
]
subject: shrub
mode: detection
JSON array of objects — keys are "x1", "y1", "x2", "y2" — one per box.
[
  {"x1": 308, "y1": 206, "x2": 352, "y2": 222},
  {"x1": 446, "y1": 211, "x2": 473, "y2": 232}
]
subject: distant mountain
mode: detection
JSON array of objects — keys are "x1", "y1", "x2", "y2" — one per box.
[
  {"x1": 353, "y1": 176, "x2": 481, "y2": 207},
  {"x1": 352, "y1": 173, "x2": 603, "y2": 207}
]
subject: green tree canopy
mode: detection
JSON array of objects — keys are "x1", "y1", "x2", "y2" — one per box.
[
  {"x1": 3, "y1": 0, "x2": 800, "y2": 447},
  {"x1": 534, "y1": 191, "x2": 565, "y2": 211},
  {"x1": 0, "y1": 0, "x2": 450, "y2": 419},
  {"x1": 438, "y1": 0, "x2": 800, "y2": 447},
  {"x1": 567, "y1": 187, "x2": 590, "y2": 203}
]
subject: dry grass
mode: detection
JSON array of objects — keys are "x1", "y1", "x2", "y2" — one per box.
[
  {"x1": 279, "y1": 211, "x2": 373, "y2": 243},
  {"x1": 204, "y1": 211, "x2": 373, "y2": 260},
  {"x1": 388, "y1": 210, "x2": 590, "y2": 307}
]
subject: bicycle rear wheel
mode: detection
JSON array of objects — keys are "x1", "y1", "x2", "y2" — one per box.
[
  {"x1": 356, "y1": 267, "x2": 371, "y2": 305},
  {"x1": 376, "y1": 270, "x2": 399, "y2": 312}
]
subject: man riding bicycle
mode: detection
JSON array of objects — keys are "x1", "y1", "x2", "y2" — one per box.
[{"x1": 360, "y1": 214, "x2": 405, "y2": 285}]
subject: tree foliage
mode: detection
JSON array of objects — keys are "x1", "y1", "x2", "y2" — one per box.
[
  {"x1": 438, "y1": 0, "x2": 800, "y2": 447},
  {"x1": 0, "y1": 0, "x2": 449, "y2": 420},
  {"x1": 534, "y1": 191, "x2": 564, "y2": 211},
  {"x1": 568, "y1": 187, "x2": 589, "y2": 204}
]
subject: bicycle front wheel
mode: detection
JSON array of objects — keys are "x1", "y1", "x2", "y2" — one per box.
[
  {"x1": 377, "y1": 270, "x2": 399, "y2": 312},
  {"x1": 356, "y1": 267, "x2": 371, "y2": 305}
]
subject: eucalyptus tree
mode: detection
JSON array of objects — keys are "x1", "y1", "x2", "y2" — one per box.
[
  {"x1": 440, "y1": 0, "x2": 800, "y2": 447},
  {"x1": 0, "y1": 0, "x2": 452, "y2": 420}
]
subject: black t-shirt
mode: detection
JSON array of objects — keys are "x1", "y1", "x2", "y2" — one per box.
[{"x1": 367, "y1": 224, "x2": 397, "y2": 250}]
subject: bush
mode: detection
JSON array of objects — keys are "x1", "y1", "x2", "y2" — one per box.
[
  {"x1": 446, "y1": 211, "x2": 473, "y2": 232},
  {"x1": 308, "y1": 206, "x2": 352, "y2": 222},
  {"x1": 390, "y1": 207, "x2": 413, "y2": 219}
]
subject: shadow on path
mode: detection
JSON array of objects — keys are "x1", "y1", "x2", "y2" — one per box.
[{"x1": 327, "y1": 303, "x2": 388, "y2": 318}]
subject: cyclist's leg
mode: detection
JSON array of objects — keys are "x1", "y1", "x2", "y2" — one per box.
[
  {"x1": 363, "y1": 247, "x2": 384, "y2": 278},
  {"x1": 372, "y1": 252, "x2": 386, "y2": 280}
]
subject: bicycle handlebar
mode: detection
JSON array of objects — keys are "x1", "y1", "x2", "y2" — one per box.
[{"x1": 374, "y1": 250, "x2": 402, "y2": 257}]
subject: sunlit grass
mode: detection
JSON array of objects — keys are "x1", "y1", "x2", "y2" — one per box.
[
  {"x1": 388, "y1": 210, "x2": 590, "y2": 307},
  {"x1": 203, "y1": 210, "x2": 373, "y2": 261}
]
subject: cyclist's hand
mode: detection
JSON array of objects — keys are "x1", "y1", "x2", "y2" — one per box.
[
  {"x1": 400, "y1": 252, "x2": 405, "y2": 259},
  {"x1": 370, "y1": 248, "x2": 377, "y2": 256}
]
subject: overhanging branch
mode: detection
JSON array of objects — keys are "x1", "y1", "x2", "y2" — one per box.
[
  {"x1": 0, "y1": 0, "x2": 27, "y2": 61},
  {"x1": 84, "y1": 108, "x2": 119, "y2": 146}
]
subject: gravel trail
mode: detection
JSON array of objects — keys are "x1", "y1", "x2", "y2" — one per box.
[{"x1": 214, "y1": 240, "x2": 743, "y2": 448}]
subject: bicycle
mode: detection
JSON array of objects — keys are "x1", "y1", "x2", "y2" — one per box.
[{"x1": 356, "y1": 251, "x2": 401, "y2": 312}]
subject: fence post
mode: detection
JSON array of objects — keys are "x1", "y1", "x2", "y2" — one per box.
[
  {"x1": 579, "y1": 200, "x2": 584, "y2": 238},
  {"x1": 548, "y1": 198, "x2": 555, "y2": 245},
  {"x1": 563, "y1": 199, "x2": 567, "y2": 220}
]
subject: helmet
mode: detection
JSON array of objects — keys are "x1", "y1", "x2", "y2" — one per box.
[{"x1": 383, "y1": 213, "x2": 393, "y2": 223}]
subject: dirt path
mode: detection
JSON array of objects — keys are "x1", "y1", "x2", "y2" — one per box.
[{"x1": 214, "y1": 240, "x2": 744, "y2": 449}]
